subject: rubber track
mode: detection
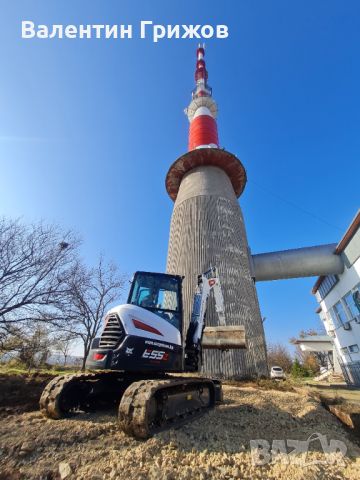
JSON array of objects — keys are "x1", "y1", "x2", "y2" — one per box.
[
  {"x1": 39, "y1": 372, "x2": 122, "y2": 419},
  {"x1": 118, "y1": 377, "x2": 215, "y2": 439}
]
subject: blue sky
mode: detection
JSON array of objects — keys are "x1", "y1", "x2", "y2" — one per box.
[{"x1": 1, "y1": 1, "x2": 359, "y2": 352}]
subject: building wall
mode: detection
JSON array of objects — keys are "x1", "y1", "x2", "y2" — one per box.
[
  {"x1": 166, "y1": 165, "x2": 268, "y2": 379},
  {"x1": 316, "y1": 238, "x2": 360, "y2": 366}
]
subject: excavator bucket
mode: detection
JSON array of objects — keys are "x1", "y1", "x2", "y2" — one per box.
[{"x1": 202, "y1": 325, "x2": 246, "y2": 349}]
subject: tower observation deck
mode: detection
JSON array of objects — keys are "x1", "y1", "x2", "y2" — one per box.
[{"x1": 166, "y1": 45, "x2": 268, "y2": 379}]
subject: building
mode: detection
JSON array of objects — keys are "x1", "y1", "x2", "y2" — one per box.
[
  {"x1": 312, "y1": 210, "x2": 360, "y2": 386},
  {"x1": 293, "y1": 335, "x2": 342, "y2": 379},
  {"x1": 165, "y1": 46, "x2": 268, "y2": 379}
]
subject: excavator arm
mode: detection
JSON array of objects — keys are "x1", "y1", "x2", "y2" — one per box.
[
  {"x1": 184, "y1": 266, "x2": 246, "y2": 371},
  {"x1": 189, "y1": 266, "x2": 225, "y2": 345}
]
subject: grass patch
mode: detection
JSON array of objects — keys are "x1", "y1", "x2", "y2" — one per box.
[
  {"x1": 0, "y1": 362, "x2": 80, "y2": 377},
  {"x1": 223, "y1": 376, "x2": 304, "y2": 392}
]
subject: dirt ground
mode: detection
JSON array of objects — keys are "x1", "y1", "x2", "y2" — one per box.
[
  {"x1": 0, "y1": 373, "x2": 54, "y2": 417},
  {"x1": 306, "y1": 382, "x2": 360, "y2": 407},
  {"x1": 0, "y1": 375, "x2": 360, "y2": 479}
]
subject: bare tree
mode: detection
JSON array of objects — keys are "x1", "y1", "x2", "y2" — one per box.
[
  {"x1": 53, "y1": 332, "x2": 77, "y2": 367},
  {"x1": 0, "y1": 217, "x2": 80, "y2": 340},
  {"x1": 59, "y1": 258, "x2": 126, "y2": 370},
  {"x1": 1, "y1": 323, "x2": 54, "y2": 370},
  {"x1": 0, "y1": 217, "x2": 126, "y2": 371},
  {"x1": 267, "y1": 343, "x2": 293, "y2": 372}
]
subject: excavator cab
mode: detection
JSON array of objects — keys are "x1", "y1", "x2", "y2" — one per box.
[
  {"x1": 128, "y1": 272, "x2": 183, "y2": 332},
  {"x1": 85, "y1": 271, "x2": 185, "y2": 372}
]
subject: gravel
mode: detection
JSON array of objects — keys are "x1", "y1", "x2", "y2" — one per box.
[{"x1": 0, "y1": 385, "x2": 359, "y2": 479}]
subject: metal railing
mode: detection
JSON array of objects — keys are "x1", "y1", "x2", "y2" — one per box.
[{"x1": 338, "y1": 360, "x2": 360, "y2": 387}]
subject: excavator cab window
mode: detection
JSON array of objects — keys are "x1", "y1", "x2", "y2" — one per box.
[{"x1": 128, "y1": 272, "x2": 182, "y2": 331}]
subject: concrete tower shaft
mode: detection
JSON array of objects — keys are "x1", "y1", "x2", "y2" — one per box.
[
  {"x1": 167, "y1": 166, "x2": 268, "y2": 377},
  {"x1": 166, "y1": 46, "x2": 268, "y2": 378}
]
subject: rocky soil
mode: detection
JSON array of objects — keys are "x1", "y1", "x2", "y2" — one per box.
[{"x1": 0, "y1": 378, "x2": 359, "y2": 479}]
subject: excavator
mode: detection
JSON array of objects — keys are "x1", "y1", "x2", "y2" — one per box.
[{"x1": 40, "y1": 267, "x2": 246, "y2": 439}]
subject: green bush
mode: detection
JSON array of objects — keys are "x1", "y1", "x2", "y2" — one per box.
[{"x1": 291, "y1": 358, "x2": 313, "y2": 378}]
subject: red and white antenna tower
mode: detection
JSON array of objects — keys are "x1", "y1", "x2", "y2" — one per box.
[
  {"x1": 165, "y1": 46, "x2": 268, "y2": 379},
  {"x1": 185, "y1": 44, "x2": 219, "y2": 150}
]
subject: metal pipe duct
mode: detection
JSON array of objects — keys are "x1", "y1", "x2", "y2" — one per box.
[{"x1": 251, "y1": 243, "x2": 344, "y2": 281}]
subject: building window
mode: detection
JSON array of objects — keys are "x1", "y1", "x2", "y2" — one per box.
[
  {"x1": 341, "y1": 347, "x2": 350, "y2": 358},
  {"x1": 333, "y1": 301, "x2": 349, "y2": 326},
  {"x1": 348, "y1": 344, "x2": 359, "y2": 354},
  {"x1": 318, "y1": 275, "x2": 338, "y2": 300},
  {"x1": 343, "y1": 287, "x2": 360, "y2": 318},
  {"x1": 343, "y1": 292, "x2": 358, "y2": 318},
  {"x1": 353, "y1": 284, "x2": 360, "y2": 313},
  {"x1": 329, "y1": 308, "x2": 341, "y2": 328}
]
